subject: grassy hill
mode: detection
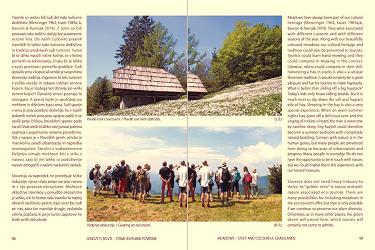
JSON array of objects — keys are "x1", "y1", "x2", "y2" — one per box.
[
  {"x1": 188, "y1": 194, "x2": 282, "y2": 221},
  {"x1": 96, "y1": 76, "x2": 282, "y2": 116},
  {"x1": 87, "y1": 191, "x2": 281, "y2": 222}
]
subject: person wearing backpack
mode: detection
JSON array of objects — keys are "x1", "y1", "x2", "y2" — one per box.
[
  {"x1": 231, "y1": 166, "x2": 241, "y2": 198},
  {"x1": 138, "y1": 164, "x2": 151, "y2": 203},
  {"x1": 242, "y1": 166, "x2": 252, "y2": 199},
  {"x1": 159, "y1": 161, "x2": 173, "y2": 203},
  {"x1": 111, "y1": 164, "x2": 121, "y2": 195},
  {"x1": 91, "y1": 164, "x2": 101, "y2": 196},
  {"x1": 102, "y1": 165, "x2": 112, "y2": 192},
  {"x1": 117, "y1": 160, "x2": 128, "y2": 198},
  {"x1": 132, "y1": 165, "x2": 142, "y2": 199},
  {"x1": 218, "y1": 161, "x2": 231, "y2": 205}
]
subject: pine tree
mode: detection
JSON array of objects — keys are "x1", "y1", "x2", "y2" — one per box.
[
  {"x1": 87, "y1": 76, "x2": 119, "y2": 115},
  {"x1": 131, "y1": 22, "x2": 182, "y2": 69},
  {"x1": 114, "y1": 16, "x2": 155, "y2": 66},
  {"x1": 188, "y1": 30, "x2": 206, "y2": 71},
  {"x1": 268, "y1": 164, "x2": 282, "y2": 194}
]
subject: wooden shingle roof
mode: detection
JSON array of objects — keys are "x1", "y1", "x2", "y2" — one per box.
[
  {"x1": 187, "y1": 72, "x2": 207, "y2": 93},
  {"x1": 112, "y1": 66, "x2": 185, "y2": 93}
]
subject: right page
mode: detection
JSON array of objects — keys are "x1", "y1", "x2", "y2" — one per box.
[{"x1": 186, "y1": 0, "x2": 375, "y2": 249}]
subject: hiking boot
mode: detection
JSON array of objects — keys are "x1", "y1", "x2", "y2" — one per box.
[
  {"x1": 180, "y1": 203, "x2": 183, "y2": 208},
  {"x1": 207, "y1": 204, "x2": 211, "y2": 208},
  {"x1": 202, "y1": 204, "x2": 205, "y2": 207},
  {"x1": 118, "y1": 194, "x2": 121, "y2": 198}
]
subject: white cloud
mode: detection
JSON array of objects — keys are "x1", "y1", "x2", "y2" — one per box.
[
  {"x1": 233, "y1": 142, "x2": 282, "y2": 175},
  {"x1": 87, "y1": 128, "x2": 172, "y2": 173},
  {"x1": 202, "y1": 127, "x2": 233, "y2": 134}
]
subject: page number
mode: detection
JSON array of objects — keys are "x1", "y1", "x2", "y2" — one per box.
[
  {"x1": 11, "y1": 236, "x2": 16, "y2": 240},
  {"x1": 359, "y1": 236, "x2": 363, "y2": 240}
]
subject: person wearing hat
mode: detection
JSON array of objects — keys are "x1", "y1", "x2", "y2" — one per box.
[
  {"x1": 177, "y1": 160, "x2": 188, "y2": 207},
  {"x1": 138, "y1": 164, "x2": 151, "y2": 203},
  {"x1": 231, "y1": 166, "x2": 241, "y2": 198},
  {"x1": 251, "y1": 168, "x2": 259, "y2": 198},
  {"x1": 93, "y1": 164, "x2": 101, "y2": 196},
  {"x1": 199, "y1": 160, "x2": 212, "y2": 207},
  {"x1": 159, "y1": 161, "x2": 173, "y2": 203},
  {"x1": 111, "y1": 163, "x2": 121, "y2": 195},
  {"x1": 217, "y1": 161, "x2": 231, "y2": 205},
  {"x1": 188, "y1": 164, "x2": 197, "y2": 202}
]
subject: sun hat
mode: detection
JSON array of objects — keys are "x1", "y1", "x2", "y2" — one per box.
[{"x1": 221, "y1": 161, "x2": 227, "y2": 168}]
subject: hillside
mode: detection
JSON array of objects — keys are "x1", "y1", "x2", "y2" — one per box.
[
  {"x1": 87, "y1": 191, "x2": 281, "y2": 222},
  {"x1": 96, "y1": 76, "x2": 282, "y2": 116},
  {"x1": 188, "y1": 194, "x2": 282, "y2": 221}
]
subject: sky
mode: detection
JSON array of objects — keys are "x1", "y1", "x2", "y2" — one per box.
[
  {"x1": 87, "y1": 16, "x2": 186, "y2": 85},
  {"x1": 87, "y1": 126, "x2": 281, "y2": 177},
  {"x1": 87, "y1": 16, "x2": 281, "y2": 85}
]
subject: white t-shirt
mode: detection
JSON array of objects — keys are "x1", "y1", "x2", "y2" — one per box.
[
  {"x1": 252, "y1": 172, "x2": 259, "y2": 185},
  {"x1": 177, "y1": 166, "x2": 188, "y2": 187},
  {"x1": 199, "y1": 166, "x2": 211, "y2": 187}
]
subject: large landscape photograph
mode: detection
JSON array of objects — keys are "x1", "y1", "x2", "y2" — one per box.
[
  {"x1": 86, "y1": 127, "x2": 282, "y2": 222},
  {"x1": 87, "y1": 16, "x2": 282, "y2": 116}
]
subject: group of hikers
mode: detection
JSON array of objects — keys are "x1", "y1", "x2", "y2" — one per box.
[{"x1": 89, "y1": 159, "x2": 259, "y2": 207}]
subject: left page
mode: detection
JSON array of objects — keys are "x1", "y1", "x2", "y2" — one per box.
[{"x1": 0, "y1": 1, "x2": 189, "y2": 249}]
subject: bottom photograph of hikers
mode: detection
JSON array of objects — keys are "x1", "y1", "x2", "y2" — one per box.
[
  {"x1": 86, "y1": 126, "x2": 282, "y2": 222},
  {"x1": 186, "y1": 127, "x2": 282, "y2": 221}
]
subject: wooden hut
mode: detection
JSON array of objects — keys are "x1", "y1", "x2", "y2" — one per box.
[
  {"x1": 112, "y1": 66, "x2": 185, "y2": 109},
  {"x1": 187, "y1": 72, "x2": 207, "y2": 100}
]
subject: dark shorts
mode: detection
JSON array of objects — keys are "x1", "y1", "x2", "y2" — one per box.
[
  {"x1": 201, "y1": 186, "x2": 208, "y2": 193},
  {"x1": 231, "y1": 181, "x2": 240, "y2": 192},
  {"x1": 179, "y1": 186, "x2": 187, "y2": 194},
  {"x1": 220, "y1": 182, "x2": 230, "y2": 193},
  {"x1": 208, "y1": 183, "x2": 213, "y2": 193}
]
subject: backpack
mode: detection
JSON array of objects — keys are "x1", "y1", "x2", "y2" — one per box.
[
  {"x1": 245, "y1": 172, "x2": 252, "y2": 183},
  {"x1": 112, "y1": 167, "x2": 120, "y2": 179},
  {"x1": 221, "y1": 168, "x2": 231, "y2": 182},
  {"x1": 89, "y1": 168, "x2": 95, "y2": 180},
  {"x1": 136, "y1": 169, "x2": 147, "y2": 183},
  {"x1": 233, "y1": 171, "x2": 241, "y2": 182}
]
